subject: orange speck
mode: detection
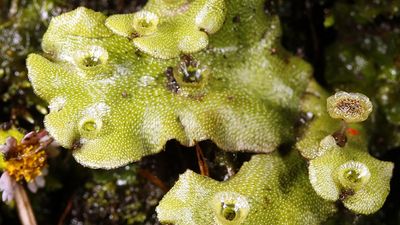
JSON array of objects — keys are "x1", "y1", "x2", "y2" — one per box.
[{"x1": 347, "y1": 128, "x2": 360, "y2": 136}]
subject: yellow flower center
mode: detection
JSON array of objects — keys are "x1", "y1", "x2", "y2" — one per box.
[{"x1": 4, "y1": 143, "x2": 47, "y2": 182}]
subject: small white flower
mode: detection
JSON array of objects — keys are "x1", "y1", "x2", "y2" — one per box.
[
  {"x1": 27, "y1": 168, "x2": 48, "y2": 193},
  {"x1": 0, "y1": 172, "x2": 16, "y2": 202}
]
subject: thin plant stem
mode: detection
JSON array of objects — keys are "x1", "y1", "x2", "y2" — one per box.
[
  {"x1": 195, "y1": 143, "x2": 209, "y2": 177},
  {"x1": 339, "y1": 120, "x2": 348, "y2": 135},
  {"x1": 14, "y1": 183, "x2": 37, "y2": 225},
  {"x1": 138, "y1": 169, "x2": 169, "y2": 192}
]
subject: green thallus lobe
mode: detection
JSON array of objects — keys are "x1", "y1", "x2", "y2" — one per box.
[
  {"x1": 25, "y1": 0, "x2": 394, "y2": 221},
  {"x1": 27, "y1": 0, "x2": 311, "y2": 168},
  {"x1": 297, "y1": 81, "x2": 393, "y2": 214}
]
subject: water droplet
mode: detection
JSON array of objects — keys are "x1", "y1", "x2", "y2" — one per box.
[
  {"x1": 221, "y1": 203, "x2": 238, "y2": 221},
  {"x1": 82, "y1": 120, "x2": 97, "y2": 132},
  {"x1": 337, "y1": 161, "x2": 371, "y2": 191},
  {"x1": 75, "y1": 46, "x2": 108, "y2": 69},
  {"x1": 344, "y1": 169, "x2": 363, "y2": 183},
  {"x1": 78, "y1": 104, "x2": 109, "y2": 138},
  {"x1": 213, "y1": 192, "x2": 250, "y2": 224},
  {"x1": 138, "y1": 20, "x2": 152, "y2": 28},
  {"x1": 78, "y1": 118, "x2": 102, "y2": 138},
  {"x1": 82, "y1": 56, "x2": 101, "y2": 67}
]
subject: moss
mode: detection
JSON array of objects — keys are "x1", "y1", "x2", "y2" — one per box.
[
  {"x1": 324, "y1": 0, "x2": 400, "y2": 150},
  {"x1": 157, "y1": 151, "x2": 336, "y2": 225},
  {"x1": 0, "y1": 0, "x2": 59, "y2": 127},
  {"x1": 106, "y1": 0, "x2": 226, "y2": 59},
  {"x1": 27, "y1": 0, "x2": 311, "y2": 168},
  {"x1": 297, "y1": 80, "x2": 393, "y2": 214},
  {"x1": 0, "y1": 0, "x2": 395, "y2": 224},
  {"x1": 69, "y1": 165, "x2": 163, "y2": 225}
]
